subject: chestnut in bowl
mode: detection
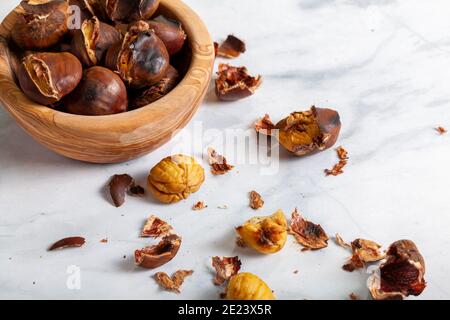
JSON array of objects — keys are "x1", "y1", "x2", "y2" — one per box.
[
  {"x1": 12, "y1": 0, "x2": 70, "y2": 50},
  {"x1": 103, "y1": 0, "x2": 160, "y2": 22},
  {"x1": 147, "y1": 18, "x2": 186, "y2": 55},
  {"x1": 0, "y1": 0, "x2": 214, "y2": 163},
  {"x1": 66, "y1": 66, "x2": 128, "y2": 116}
]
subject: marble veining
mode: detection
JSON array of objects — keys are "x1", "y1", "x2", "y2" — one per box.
[{"x1": 1, "y1": 0, "x2": 450, "y2": 299}]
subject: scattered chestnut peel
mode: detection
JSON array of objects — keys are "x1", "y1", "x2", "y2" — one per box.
[
  {"x1": 192, "y1": 201, "x2": 207, "y2": 211},
  {"x1": 249, "y1": 191, "x2": 264, "y2": 210},
  {"x1": 207, "y1": 148, "x2": 234, "y2": 175},
  {"x1": 141, "y1": 215, "x2": 173, "y2": 238},
  {"x1": 135, "y1": 234, "x2": 181, "y2": 269},
  {"x1": 12, "y1": 0, "x2": 69, "y2": 50},
  {"x1": 71, "y1": 16, "x2": 121, "y2": 66},
  {"x1": 337, "y1": 235, "x2": 385, "y2": 272},
  {"x1": 436, "y1": 126, "x2": 447, "y2": 135},
  {"x1": 154, "y1": 270, "x2": 193, "y2": 293},
  {"x1": 132, "y1": 65, "x2": 180, "y2": 108},
  {"x1": 369, "y1": 240, "x2": 426, "y2": 300},
  {"x1": 66, "y1": 66, "x2": 128, "y2": 115},
  {"x1": 215, "y1": 64, "x2": 262, "y2": 101},
  {"x1": 276, "y1": 106, "x2": 341, "y2": 157},
  {"x1": 147, "y1": 155, "x2": 205, "y2": 204},
  {"x1": 254, "y1": 114, "x2": 276, "y2": 136},
  {"x1": 289, "y1": 209, "x2": 329, "y2": 250},
  {"x1": 336, "y1": 146, "x2": 349, "y2": 160},
  {"x1": 18, "y1": 52, "x2": 83, "y2": 106},
  {"x1": 109, "y1": 174, "x2": 144, "y2": 207},
  {"x1": 226, "y1": 273, "x2": 275, "y2": 300},
  {"x1": 48, "y1": 237, "x2": 85, "y2": 251},
  {"x1": 236, "y1": 209, "x2": 287, "y2": 254},
  {"x1": 212, "y1": 256, "x2": 242, "y2": 286},
  {"x1": 105, "y1": 21, "x2": 170, "y2": 88},
  {"x1": 216, "y1": 35, "x2": 246, "y2": 58}
]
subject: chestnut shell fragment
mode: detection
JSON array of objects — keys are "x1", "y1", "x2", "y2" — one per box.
[
  {"x1": 18, "y1": 52, "x2": 83, "y2": 106},
  {"x1": 48, "y1": 237, "x2": 85, "y2": 251},
  {"x1": 109, "y1": 174, "x2": 134, "y2": 207},
  {"x1": 135, "y1": 234, "x2": 182, "y2": 269},
  {"x1": 215, "y1": 64, "x2": 262, "y2": 101},
  {"x1": 105, "y1": 21, "x2": 170, "y2": 88},
  {"x1": 65, "y1": 66, "x2": 128, "y2": 115},
  {"x1": 12, "y1": 0, "x2": 69, "y2": 50},
  {"x1": 216, "y1": 35, "x2": 246, "y2": 59}
]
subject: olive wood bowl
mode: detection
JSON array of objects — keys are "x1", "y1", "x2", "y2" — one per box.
[{"x1": 0, "y1": 0, "x2": 214, "y2": 163}]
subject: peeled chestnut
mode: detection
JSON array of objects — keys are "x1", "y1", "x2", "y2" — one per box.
[
  {"x1": 17, "y1": 52, "x2": 83, "y2": 106},
  {"x1": 132, "y1": 65, "x2": 179, "y2": 108},
  {"x1": 105, "y1": 21, "x2": 169, "y2": 88},
  {"x1": 65, "y1": 66, "x2": 128, "y2": 115},
  {"x1": 12, "y1": 0, "x2": 69, "y2": 50},
  {"x1": 71, "y1": 16, "x2": 121, "y2": 66},
  {"x1": 102, "y1": 0, "x2": 160, "y2": 22},
  {"x1": 147, "y1": 18, "x2": 186, "y2": 55}
]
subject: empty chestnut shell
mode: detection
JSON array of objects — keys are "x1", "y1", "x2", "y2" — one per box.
[
  {"x1": 132, "y1": 65, "x2": 179, "y2": 108},
  {"x1": 12, "y1": 0, "x2": 69, "y2": 50},
  {"x1": 147, "y1": 18, "x2": 186, "y2": 55},
  {"x1": 65, "y1": 66, "x2": 128, "y2": 115},
  {"x1": 17, "y1": 52, "x2": 83, "y2": 106},
  {"x1": 71, "y1": 16, "x2": 121, "y2": 66},
  {"x1": 215, "y1": 64, "x2": 262, "y2": 101},
  {"x1": 105, "y1": 21, "x2": 169, "y2": 88},
  {"x1": 103, "y1": 0, "x2": 160, "y2": 22},
  {"x1": 135, "y1": 234, "x2": 181, "y2": 269},
  {"x1": 276, "y1": 106, "x2": 341, "y2": 157}
]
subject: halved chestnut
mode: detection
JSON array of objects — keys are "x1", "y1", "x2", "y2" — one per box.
[
  {"x1": 12, "y1": 0, "x2": 70, "y2": 50},
  {"x1": 135, "y1": 234, "x2": 181, "y2": 269},
  {"x1": 71, "y1": 16, "x2": 121, "y2": 66},
  {"x1": 105, "y1": 21, "x2": 169, "y2": 88},
  {"x1": 65, "y1": 66, "x2": 128, "y2": 115},
  {"x1": 17, "y1": 52, "x2": 83, "y2": 106},
  {"x1": 147, "y1": 17, "x2": 186, "y2": 55}
]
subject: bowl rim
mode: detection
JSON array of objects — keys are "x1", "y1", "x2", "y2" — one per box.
[{"x1": 0, "y1": 0, "x2": 214, "y2": 132}]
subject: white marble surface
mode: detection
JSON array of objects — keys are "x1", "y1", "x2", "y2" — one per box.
[{"x1": 1, "y1": 0, "x2": 450, "y2": 300}]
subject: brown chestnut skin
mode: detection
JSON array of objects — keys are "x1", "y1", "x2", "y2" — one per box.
[
  {"x1": 12, "y1": 0, "x2": 69, "y2": 50},
  {"x1": 135, "y1": 234, "x2": 181, "y2": 269},
  {"x1": 102, "y1": 0, "x2": 160, "y2": 22},
  {"x1": 275, "y1": 107, "x2": 341, "y2": 157},
  {"x1": 71, "y1": 16, "x2": 121, "y2": 66},
  {"x1": 67, "y1": 0, "x2": 95, "y2": 35},
  {"x1": 132, "y1": 65, "x2": 179, "y2": 108},
  {"x1": 65, "y1": 66, "x2": 128, "y2": 115},
  {"x1": 18, "y1": 52, "x2": 83, "y2": 106},
  {"x1": 146, "y1": 19, "x2": 186, "y2": 55},
  {"x1": 105, "y1": 21, "x2": 169, "y2": 88}
]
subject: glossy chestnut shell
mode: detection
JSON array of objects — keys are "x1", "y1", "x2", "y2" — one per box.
[
  {"x1": 71, "y1": 16, "x2": 121, "y2": 66},
  {"x1": 65, "y1": 66, "x2": 128, "y2": 115},
  {"x1": 105, "y1": 21, "x2": 169, "y2": 88},
  {"x1": 17, "y1": 52, "x2": 83, "y2": 106},
  {"x1": 12, "y1": 0, "x2": 70, "y2": 50},
  {"x1": 147, "y1": 18, "x2": 186, "y2": 55},
  {"x1": 104, "y1": 0, "x2": 160, "y2": 22}
]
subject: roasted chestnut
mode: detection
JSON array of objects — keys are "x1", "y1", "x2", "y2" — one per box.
[
  {"x1": 103, "y1": 0, "x2": 160, "y2": 22},
  {"x1": 67, "y1": 0, "x2": 95, "y2": 35},
  {"x1": 147, "y1": 18, "x2": 186, "y2": 55},
  {"x1": 65, "y1": 66, "x2": 128, "y2": 115},
  {"x1": 12, "y1": 0, "x2": 70, "y2": 50},
  {"x1": 17, "y1": 52, "x2": 82, "y2": 106},
  {"x1": 105, "y1": 21, "x2": 169, "y2": 88},
  {"x1": 276, "y1": 106, "x2": 341, "y2": 157},
  {"x1": 71, "y1": 16, "x2": 121, "y2": 66},
  {"x1": 132, "y1": 65, "x2": 179, "y2": 108}
]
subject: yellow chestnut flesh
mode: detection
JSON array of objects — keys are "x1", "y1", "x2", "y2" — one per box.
[{"x1": 226, "y1": 273, "x2": 275, "y2": 300}]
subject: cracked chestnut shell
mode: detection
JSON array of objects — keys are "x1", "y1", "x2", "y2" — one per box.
[
  {"x1": 68, "y1": 0, "x2": 95, "y2": 35},
  {"x1": 102, "y1": 0, "x2": 160, "y2": 22},
  {"x1": 135, "y1": 234, "x2": 181, "y2": 269},
  {"x1": 276, "y1": 106, "x2": 341, "y2": 157},
  {"x1": 12, "y1": 0, "x2": 69, "y2": 50},
  {"x1": 226, "y1": 273, "x2": 275, "y2": 300},
  {"x1": 65, "y1": 66, "x2": 128, "y2": 115},
  {"x1": 236, "y1": 210, "x2": 287, "y2": 254},
  {"x1": 147, "y1": 154, "x2": 205, "y2": 204},
  {"x1": 71, "y1": 16, "x2": 121, "y2": 66},
  {"x1": 105, "y1": 21, "x2": 170, "y2": 88},
  {"x1": 146, "y1": 19, "x2": 186, "y2": 55},
  {"x1": 17, "y1": 52, "x2": 83, "y2": 106}
]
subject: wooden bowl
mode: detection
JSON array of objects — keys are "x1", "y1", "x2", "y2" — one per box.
[{"x1": 0, "y1": 0, "x2": 214, "y2": 163}]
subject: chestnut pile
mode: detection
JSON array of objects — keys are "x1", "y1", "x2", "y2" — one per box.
[{"x1": 10, "y1": 0, "x2": 187, "y2": 115}]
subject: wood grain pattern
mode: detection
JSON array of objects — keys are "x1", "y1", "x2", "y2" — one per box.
[{"x1": 0, "y1": 0, "x2": 214, "y2": 163}]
